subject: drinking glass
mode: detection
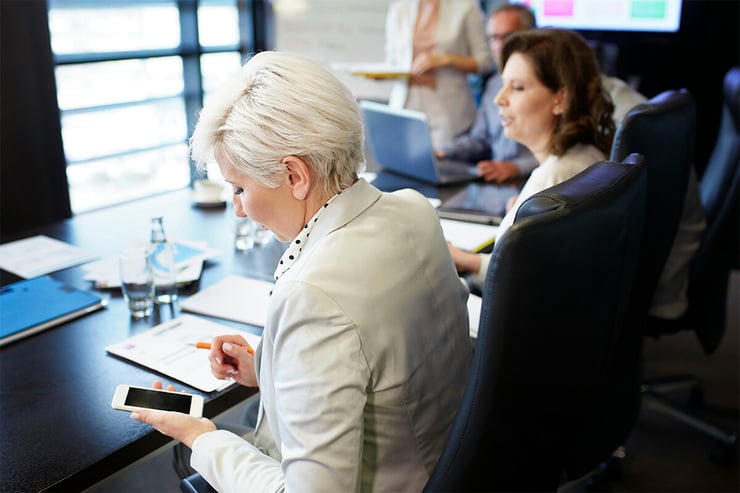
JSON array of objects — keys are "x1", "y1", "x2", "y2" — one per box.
[
  {"x1": 234, "y1": 216, "x2": 273, "y2": 251},
  {"x1": 119, "y1": 243, "x2": 155, "y2": 319}
]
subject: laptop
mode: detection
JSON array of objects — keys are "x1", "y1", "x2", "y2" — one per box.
[{"x1": 360, "y1": 100, "x2": 481, "y2": 186}]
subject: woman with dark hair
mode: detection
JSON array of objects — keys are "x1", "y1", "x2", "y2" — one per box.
[{"x1": 450, "y1": 28, "x2": 616, "y2": 285}]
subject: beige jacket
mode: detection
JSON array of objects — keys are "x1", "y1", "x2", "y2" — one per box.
[{"x1": 192, "y1": 179, "x2": 473, "y2": 492}]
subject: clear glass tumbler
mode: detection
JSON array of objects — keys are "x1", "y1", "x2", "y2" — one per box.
[{"x1": 119, "y1": 243, "x2": 155, "y2": 319}]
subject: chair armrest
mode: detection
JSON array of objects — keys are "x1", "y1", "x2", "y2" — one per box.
[{"x1": 180, "y1": 472, "x2": 217, "y2": 493}]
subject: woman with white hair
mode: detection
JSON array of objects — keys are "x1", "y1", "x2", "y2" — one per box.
[{"x1": 131, "y1": 50, "x2": 473, "y2": 493}]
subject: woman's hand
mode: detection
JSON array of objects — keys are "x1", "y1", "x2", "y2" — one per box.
[
  {"x1": 448, "y1": 243, "x2": 482, "y2": 275},
  {"x1": 412, "y1": 53, "x2": 478, "y2": 75},
  {"x1": 129, "y1": 381, "x2": 216, "y2": 449},
  {"x1": 412, "y1": 53, "x2": 449, "y2": 75},
  {"x1": 209, "y1": 335, "x2": 258, "y2": 387}
]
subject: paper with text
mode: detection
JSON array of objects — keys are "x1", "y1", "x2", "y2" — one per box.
[
  {"x1": 106, "y1": 315, "x2": 261, "y2": 392},
  {"x1": 0, "y1": 235, "x2": 98, "y2": 278}
]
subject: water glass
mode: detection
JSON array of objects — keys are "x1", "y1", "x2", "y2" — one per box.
[
  {"x1": 119, "y1": 244, "x2": 155, "y2": 319},
  {"x1": 235, "y1": 217, "x2": 274, "y2": 251}
]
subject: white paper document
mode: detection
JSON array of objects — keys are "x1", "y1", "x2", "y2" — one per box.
[
  {"x1": 180, "y1": 275, "x2": 274, "y2": 327},
  {"x1": 467, "y1": 293, "x2": 483, "y2": 339},
  {"x1": 106, "y1": 315, "x2": 261, "y2": 392},
  {"x1": 440, "y1": 219, "x2": 499, "y2": 252},
  {"x1": 0, "y1": 235, "x2": 98, "y2": 279},
  {"x1": 82, "y1": 240, "x2": 219, "y2": 288}
]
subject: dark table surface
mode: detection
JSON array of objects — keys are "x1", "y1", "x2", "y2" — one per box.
[
  {"x1": 0, "y1": 188, "x2": 287, "y2": 492},
  {"x1": 0, "y1": 173, "x2": 511, "y2": 492}
]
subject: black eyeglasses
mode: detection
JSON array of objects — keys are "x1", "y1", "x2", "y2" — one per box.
[{"x1": 487, "y1": 32, "x2": 515, "y2": 42}]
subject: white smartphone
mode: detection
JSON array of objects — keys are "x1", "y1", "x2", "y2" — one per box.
[{"x1": 111, "y1": 384, "x2": 204, "y2": 417}]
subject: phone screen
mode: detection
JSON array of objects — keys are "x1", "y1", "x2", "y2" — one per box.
[{"x1": 125, "y1": 387, "x2": 192, "y2": 413}]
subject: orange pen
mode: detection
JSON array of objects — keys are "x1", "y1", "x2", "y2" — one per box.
[{"x1": 192, "y1": 341, "x2": 254, "y2": 355}]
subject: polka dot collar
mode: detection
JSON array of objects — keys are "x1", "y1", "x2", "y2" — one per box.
[{"x1": 273, "y1": 192, "x2": 341, "y2": 281}]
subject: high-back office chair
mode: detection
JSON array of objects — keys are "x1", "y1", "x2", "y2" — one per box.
[
  {"x1": 610, "y1": 88, "x2": 696, "y2": 334},
  {"x1": 686, "y1": 66, "x2": 740, "y2": 354},
  {"x1": 179, "y1": 157, "x2": 646, "y2": 493},
  {"x1": 636, "y1": 67, "x2": 740, "y2": 461},
  {"x1": 424, "y1": 155, "x2": 647, "y2": 492}
]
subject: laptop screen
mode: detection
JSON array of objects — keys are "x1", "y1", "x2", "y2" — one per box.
[{"x1": 360, "y1": 100, "x2": 441, "y2": 183}]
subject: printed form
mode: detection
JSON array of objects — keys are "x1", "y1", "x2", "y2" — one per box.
[{"x1": 106, "y1": 315, "x2": 261, "y2": 392}]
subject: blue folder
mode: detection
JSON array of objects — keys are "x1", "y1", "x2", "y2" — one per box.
[{"x1": 0, "y1": 275, "x2": 106, "y2": 347}]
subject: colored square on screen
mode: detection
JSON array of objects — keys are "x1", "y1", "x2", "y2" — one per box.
[
  {"x1": 631, "y1": 0, "x2": 667, "y2": 19},
  {"x1": 584, "y1": 0, "x2": 624, "y2": 18},
  {"x1": 543, "y1": 0, "x2": 574, "y2": 16}
]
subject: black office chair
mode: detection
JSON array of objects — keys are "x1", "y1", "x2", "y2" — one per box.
[
  {"x1": 636, "y1": 67, "x2": 740, "y2": 462},
  {"x1": 424, "y1": 155, "x2": 647, "y2": 492},
  {"x1": 683, "y1": 65, "x2": 740, "y2": 354},
  {"x1": 610, "y1": 88, "x2": 697, "y2": 333}
]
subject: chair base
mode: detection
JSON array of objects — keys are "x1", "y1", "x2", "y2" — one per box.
[
  {"x1": 642, "y1": 375, "x2": 738, "y2": 466},
  {"x1": 558, "y1": 447, "x2": 629, "y2": 492}
]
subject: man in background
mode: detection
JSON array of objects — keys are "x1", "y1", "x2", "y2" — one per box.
[
  {"x1": 435, "y1": 4, "x2": 538, "y2": 183},
  {"x1": 436, "y1": 3, "x2": 646, "y2": 184}
]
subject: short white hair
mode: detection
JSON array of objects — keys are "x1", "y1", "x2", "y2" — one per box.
[{"x1": 189, "y1": 51, "x2": 365, "y2": 196}]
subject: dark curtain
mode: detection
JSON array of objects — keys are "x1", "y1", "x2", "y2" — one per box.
[{"x1": 1, "y1": 0, "x2": 72, "y2": 239}]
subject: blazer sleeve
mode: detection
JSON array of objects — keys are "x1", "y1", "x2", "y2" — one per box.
[{"x1": 462, "y1": 0, "x2": 493, "y2": 75}]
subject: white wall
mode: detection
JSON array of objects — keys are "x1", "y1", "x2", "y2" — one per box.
[{"x1": 273, "y1": 0, "x2": 395, "y2": 101}]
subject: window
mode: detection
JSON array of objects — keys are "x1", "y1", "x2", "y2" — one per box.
[{"x1": 47, "y1": 0, "x2": 265, "y2": 213}]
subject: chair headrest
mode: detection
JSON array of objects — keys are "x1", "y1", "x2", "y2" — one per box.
[
  {"x1": 610, "y1": 88, "x2": 695, "y2": 163},
  {"x1": 515, "y1": 153, "x2": 644, "y2": 223}
]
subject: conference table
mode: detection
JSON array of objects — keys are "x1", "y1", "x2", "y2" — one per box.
[{"x1": 0, "y1": 172, "x2": 513, "y2": 492}]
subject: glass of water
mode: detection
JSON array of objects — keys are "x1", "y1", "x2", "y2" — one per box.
[
  {"x1": 234, "y1": 216, "x2": 273, "y2": 251},
  {"x1": 119, "y1": 243, "x2": 155, "y2": 319}
]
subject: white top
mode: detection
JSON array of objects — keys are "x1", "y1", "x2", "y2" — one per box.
[
  {"x1": 601, "y1": 75, "x2": 648, "y2": 124},
  {"x1": 385, "y1": 0, "x2": 493, "y2": 147},
  {"x1": 649, "y1": 168, "x2": 706, "y2": 318},
  {"x1": 473, "y1": 143, "x2": 606, "y2": 286},
  {"x1": 191, "y1": 179, "x2": 473, "y2": 493}
]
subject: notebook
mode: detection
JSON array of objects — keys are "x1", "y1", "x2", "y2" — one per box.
[
  {"x1": 0, "y1": 276, "x2": 107, "y2": 347},
  {"x1": 360, "y1": 100, "x2": 481, "y2": 186},
  {"x1": 180, "y1": 275, "x2": 273, "y2": 327}
]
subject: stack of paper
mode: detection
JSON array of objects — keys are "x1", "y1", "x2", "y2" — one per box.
[
  {"x1": 180, "y1": 275, "x2": 274, "y2": 327},
  {"x1": 439, "y1": 218, "x2": 498, "y2": 253},
  {"x1": 331, "y1": 62, "x2": 411, "y2": 78},
  {"x1": 83, "y1": 240, "x2": 220, "y2": 289}
]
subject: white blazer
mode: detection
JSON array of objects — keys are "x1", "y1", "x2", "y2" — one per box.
[
  {"x1": 192, "y1": 179, "x2": 473, "y2": 493},
  {"x1": 385, "y1": 0, "x2": 494, "y2": 147}
]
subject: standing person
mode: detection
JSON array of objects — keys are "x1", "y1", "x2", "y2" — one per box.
[
  {"x1": 130, "y1": 51, "x2": 473, "y2": 492},
  {"x1": 449, "y1": 28, "x2": 616, "y2": 285},
  {"x1": 436, "y1": 3, "x2": 538, "y2": 183},
  {"x1": 384, "y1": 0, "x2": 494, "y2": 147},
  {"x1": 437, "y1": 4, "x2": 646, "y2": 184}
]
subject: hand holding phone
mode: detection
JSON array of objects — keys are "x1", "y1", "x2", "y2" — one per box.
[{"x1": 111, "y1": 384, "x2": 204, "y2": 417}]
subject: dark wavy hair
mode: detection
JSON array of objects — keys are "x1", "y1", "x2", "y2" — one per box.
[{"x1": 500, "y1": 28, "x2": 615, "y2": 156}]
